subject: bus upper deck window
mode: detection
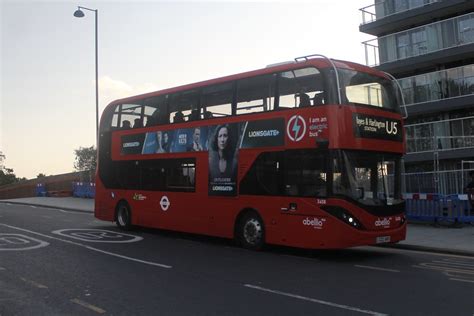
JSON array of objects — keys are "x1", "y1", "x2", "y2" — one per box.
[{"x1": 278, "y1": 67, "x2": 324, "y2": 109}]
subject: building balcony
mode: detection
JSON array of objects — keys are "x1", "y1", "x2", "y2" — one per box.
[
  {"x1": 404, "y1": 116, "x2": 474, "y2": 157},
  {"x1": 360, "y1": 0, "x2": 474, "y2": 36},
  {"x1": 360, "y1": 0, "x2": 439, "y2": 27},
  {"x1": 399, "y1": 64, "x2": 474, "y2": 115},
  {"x1": 362, "y1": 12, "x2": 474, "y2": 71}
]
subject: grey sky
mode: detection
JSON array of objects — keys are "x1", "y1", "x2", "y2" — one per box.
[{"x1": 1, "y1": 0, "x2": 371, "y2": 178}]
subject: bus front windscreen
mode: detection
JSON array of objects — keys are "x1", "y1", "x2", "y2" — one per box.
[
  {"x1": 339, "y1": 69, "x2": 401, "y2": 113},
  {"x1": 333, "y1": 150, "x2": 404, "y2": 207}
]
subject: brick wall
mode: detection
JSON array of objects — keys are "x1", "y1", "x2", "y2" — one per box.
[{"x1": 0, "y1": 171, "x2": 94, "y2": 199}]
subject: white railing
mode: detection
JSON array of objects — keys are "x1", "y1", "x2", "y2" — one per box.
[
  {"x1": 404, "y1": 168, "x2": 474, "y2": 195},
  {"x1": 360, "y1": 0, "x2": 440, "y2": 25},
  {"x1": 362, "y1": 12, "x2": 474, "y2": 66},
  {"x1": 405, "y1": 116, "x2": 474, "y2": 154},
  {"x1": 398, "y1": 64, "x2": 474, "y2": 107}
]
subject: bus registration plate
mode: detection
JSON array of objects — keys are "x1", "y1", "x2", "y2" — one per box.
[{"x1": 376, "y1": 236, "x2": 391, "y2": 244}]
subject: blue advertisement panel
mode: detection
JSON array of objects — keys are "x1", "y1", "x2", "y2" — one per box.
[{"x1": 119, "y1": 118, "x2": 286, "y2": 196}]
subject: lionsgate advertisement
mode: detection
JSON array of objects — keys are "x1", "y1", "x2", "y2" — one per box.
[{"x1": 120, "y1": 118, "x2": 284, "y2": 196}]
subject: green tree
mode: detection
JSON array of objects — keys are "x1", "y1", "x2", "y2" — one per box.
[
  {"x1": 74, "y1": 146, "x2": 97, "y2": 172},
  {"x1": 0, "y1": 151, "x2": 5, "y2": 169},
  {"x1": 37, "y1": 173, "x2": 47, "y2": 179},
  {"x1": 0, "y1": 151, "x2": 19, "y2": 186}
]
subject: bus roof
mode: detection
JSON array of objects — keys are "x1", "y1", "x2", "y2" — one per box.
[{"x1": 105, "y1": 56, "x2": 387, "y2": 111}]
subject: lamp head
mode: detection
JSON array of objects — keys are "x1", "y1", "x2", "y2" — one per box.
[{"x1": 73, "y1": 8, "x2": 85, "y2": 18}]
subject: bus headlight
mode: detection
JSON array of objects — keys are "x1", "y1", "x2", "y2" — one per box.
[{"x1": 321, "y1": 206, "x2": 364, "y2": 230}]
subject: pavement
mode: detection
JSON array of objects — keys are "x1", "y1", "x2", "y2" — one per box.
[{"x1": 1, "y1": 197, "x2": 473, "y2": 256}]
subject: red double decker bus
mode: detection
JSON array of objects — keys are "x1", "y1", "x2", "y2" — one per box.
[{"x1": 95, "y1": 54, "x2": 406, "y2": 250}]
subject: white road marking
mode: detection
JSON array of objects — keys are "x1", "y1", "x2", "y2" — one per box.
[
  {"x1": 414, "y1": 263, "x2": 474, "y2": 275},
  {"x1": 52, "y1": 229, "x2": 143, "y2": 243},
  {"x1": 0, "y1": 223, "x2": 172, "y2": 269},
  {"x1": 56, "y1": 209, "x2": 90, "y2": 215},
  {"x1": 366, "y1": 246, "x2": 474, "y2": 260},
  {"x1": 355, "y1": 265, "x2": 400, "y2": 273},
  {"x1": 0, "y1": 234, "x2": 50, "y2": 251},
  {"x1": 0, "y1": 266, "x2": 5, "y2": 270},
  {"x1": 71, "y1": 298, "x2": 106, "y2": 314},
  {"x1": 30, "y1": 206, "x2": 37, "y2": 209},
  {"x1": 244, "y1": 284, "x2": 388, "y2": 316},
  {"x1": 449, "y1": 278, "x2": 474, "y2": 284},
  {"x1": 432, "y1": 260, "x2": 474, "y2": 268}
]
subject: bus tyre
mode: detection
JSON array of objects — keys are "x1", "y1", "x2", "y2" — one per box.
[
  {"x1": 238, "y1": 213, "x2": 265, "y2": 250},
  {"x1": 115, "y1": 202, "x2": 132, "y2": 230}
]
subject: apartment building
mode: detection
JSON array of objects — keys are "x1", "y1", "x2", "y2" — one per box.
[{"x1": 359, "y1": 0, "x2": 474, "y2": 194}]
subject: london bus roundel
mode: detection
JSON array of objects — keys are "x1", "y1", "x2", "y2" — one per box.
[{"x1": 286, "y1": 115, "x2": 306, "y2": 142}]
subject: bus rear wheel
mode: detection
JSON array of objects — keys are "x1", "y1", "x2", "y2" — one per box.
[
  {"x1": 115, "y1": 202, "x2": 132, "y2": 230},
  {"x1": 238, "y1": 212, "x2": 265, "y2": 250}
]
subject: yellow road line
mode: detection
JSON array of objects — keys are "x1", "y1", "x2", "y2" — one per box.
[
  {"x1": 71, "y1": 298, "x2": 106, "y2": 314},
  {"x1": 20, "y1": 277, "x2": 48, "y2": 289}
]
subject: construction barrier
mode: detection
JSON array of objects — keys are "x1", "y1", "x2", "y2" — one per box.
[
  {"x1": 36, "y1": 183, "x2": 47, "y2": 197},
  {"x1": 404, "y1": 193, "x2": 474, "y2": 223},
  {"x1": 72, "y1": 182, "x2": 95, "y2": 198}
]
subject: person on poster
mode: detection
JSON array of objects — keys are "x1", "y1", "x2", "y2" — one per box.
[
  {"x1": 187, "y1": 127, "x2": 204, "y2": 152},
  {"x1": 155, "y1": 131, "x2": 166, "y2": 153},
  {"x1": 163, "y1": 131, "x2": 171, "y2": 153},
  {"x1": 209, "y1": 124, "x2": 237, "y2": 181}
]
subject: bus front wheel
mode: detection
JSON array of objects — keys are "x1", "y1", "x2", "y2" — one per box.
[
  {"x1": 115, "y1": 202, "x2": 132, "y2": 230},
  {"x1": 238, "y1": 212, "x2": 265, "y2": 250}
]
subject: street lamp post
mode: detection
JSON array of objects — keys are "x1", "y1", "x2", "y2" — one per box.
[{"x1": 74, "y1": 6, "x2": 99, "y2": 144}]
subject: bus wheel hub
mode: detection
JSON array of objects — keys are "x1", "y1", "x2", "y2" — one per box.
[{"x1": 244, "y1": 219, "x2": 262, "y2": 244}]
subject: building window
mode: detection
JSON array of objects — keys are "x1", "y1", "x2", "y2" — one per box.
[{"x1": 458, "y1": 15, "x2": 474, "y2": 44}]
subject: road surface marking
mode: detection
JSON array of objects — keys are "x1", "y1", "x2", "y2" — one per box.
[
  {"x1": 52, "y1": 229, "x2": 143, "y2": 243},
  {"x1": 57, "y1": 209, "x2": 89, "y2": 215},
  {"x1": 415, "y1": 263, "x2": 474, "y2": 275},
  {"x1": 0, "y1": 223, "x2": 172, "y2": 269},
  {"x1": 0, "y1": 266, "x2": 5, "y2": 270},
  {"x1": 30, "y1": 206, "x2": 37, "y2": 209},
  {"x1": 244, "y1": 284, "x2": 388, "y2": 316},
  {"x1": 354, "y1": 265, "x2": 400, "y2": 273},
  {"x1": 71, "y1": 298, "x2": 106, "y2": 314},
  {"x1": 449, "y1": 278, "x2": 474, "y2": 284},
  {"x1": 20, "y1": 277, "x2": 48, "y2": 289},
  {"x1": 366, "y1": 246, "x2": 474, "y2": 260},
  {"x1": 0, "y1": 234, "x2": 49, "y2": 251}
]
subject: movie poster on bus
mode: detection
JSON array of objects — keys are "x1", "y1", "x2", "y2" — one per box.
[
  {"x1": 208, "y1": 123, "x2": 241, "y2": 196},
  {"x1": 169, "y1": 127, "x2": 210, "y2": 153},
  {"x1": 239, "y1": 118, "x2": 285, "y2": 148},
  {"x1": 121, "y1": 134, "x2": 146, "y2": 155},
  {"x1": 142, "y1": 130, "x2": 174, "y2": 154}
]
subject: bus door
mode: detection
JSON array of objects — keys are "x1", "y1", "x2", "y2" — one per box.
[{"x1": 276, "y1": 149, "x2": 329, "y2": 244}]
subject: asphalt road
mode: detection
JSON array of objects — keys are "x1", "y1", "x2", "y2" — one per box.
[{"x1": 0, "y1": 202, "x2": 473, "y2": 316}]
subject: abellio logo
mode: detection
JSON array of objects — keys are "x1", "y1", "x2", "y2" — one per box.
[
  {"x1": 302, "y1": 217, "x2": 325, "y2": 229},
  {"x1": 375, "y1": 218, "x2": 391, "y2": 227},
  {"x1": 287, "y1": 115, "x2": 306, "y2": 142}
]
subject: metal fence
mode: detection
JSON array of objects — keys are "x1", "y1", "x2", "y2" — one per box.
[{"x1": 404, "y1": 169, "x2": 474, "y2": 195}]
